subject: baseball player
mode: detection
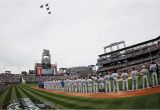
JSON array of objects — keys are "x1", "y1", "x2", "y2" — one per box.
[
  {"x1": 111, "y1": 70, "x2": 119, "y2": 93},
  {"x1": 49, "y1": 81, "x2": 52, "y2": 90},
  {"x1": 104, "y1": 74, "x2": 111, "y2": 93},
  {"x1": 58, "y1": 80, "x2": 61, "y2": 91},
  {"x1": 150, "y1": 62, "x2": 159, "y2": 86},
  {"x1": 91, "y1": 76, "x2": 98, "y2": 93},
  {"x1": 46, "y1": 81, "x2": 49, "y2": 90},
  {"x1": 63, "y1": 79, "x2": 67, "y2": 92},
  {"x1": 82, "y1": 78, "x2": 87, "y2": 93},
  {"x1": 87, "y1": 78, "x2": 93, "y2": 93},
  {"x1": 55, "y1": 80, "x2": 58, "y2": 91},
  {"x1": 43, "y1": 81, "x2": 47, "y2": 89},
  {"x1": 141, "y1": 65, "x2": 149, "y2": 89},
  {"x1": 70, "y1": 80, "x2": 74, "y2": 92},
  {"x1": 78, "y1": 78, "x2": 83, "y2": 93},
  {"x1": 60, "y1": 79, "x2": 65, "y2": 91},
  {"x1": 53, "y1": 80, "x2": 56, "y2": 90},
  {"x1": 67, "y1": 80, "x2": 70, "y2": 92},
  {"x1": 68, "y1": 79, "x2": 72, "y2": 92},
  {"x1": 45, "y1": 81, "x2": 48, "y2": 90},
  {"x1": 121, "y1": 69, "x2": 129, "y2": 92},
  {"x1": 56, "y1": 80, "x2": 59, "y2": 91},
  {"x1": 51, "y1": 80, "x2": 55, "y2": 90},
  {"x1": 131, "y1": 67, "x2": 138, "y2": 90},
  {"x1": 73, "y1": 79, "x2": 78, "y2": 92},
  {"x1": 98, "y1": 76, "x2": 105, "y2": 93}
]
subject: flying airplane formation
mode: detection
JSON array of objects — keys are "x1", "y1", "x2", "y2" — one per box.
[{"x1": 40, "y1": 3, "x2": 52, "y2": 14}]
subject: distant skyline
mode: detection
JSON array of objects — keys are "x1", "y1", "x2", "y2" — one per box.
[{"x1": 0, "y1": 0, "x2": 160, "y2": 73}]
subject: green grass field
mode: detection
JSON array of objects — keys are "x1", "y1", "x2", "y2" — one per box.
[{"x1": 0, "y1": 77, "x2": 160, "y2": 109}]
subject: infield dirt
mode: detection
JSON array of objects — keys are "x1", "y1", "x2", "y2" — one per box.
[{"x1": 32, "y1": 86, "x2": 160, "y2": 98}]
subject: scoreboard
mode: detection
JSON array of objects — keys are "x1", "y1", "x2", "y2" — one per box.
[
  {"x1": 35, "y1": 64, "x2": 57, "y2": 76},
  {"x1": 35, "y1": 49, "x2": 57, "y2": 76}
]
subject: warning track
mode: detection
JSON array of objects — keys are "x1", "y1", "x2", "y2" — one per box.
[{"x1": 32, "y1": 86, "x2": 160, "y2": 98}]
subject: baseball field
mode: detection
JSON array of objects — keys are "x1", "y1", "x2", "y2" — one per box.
[{"x1": 0, "y1": 77, "x2": 160, "y2": 109}]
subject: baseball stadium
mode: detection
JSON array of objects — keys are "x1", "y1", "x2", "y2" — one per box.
[{"x1": 0, "y1": 36, "x2": 160, "y2": 109}]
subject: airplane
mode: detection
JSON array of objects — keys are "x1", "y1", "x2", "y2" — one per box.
[
  {"x1": 48, "y1": 11, "x2": 51, "y2": 14},
  {"x1": 40, "y1": 3, "x2": 52, "y2": 14}
]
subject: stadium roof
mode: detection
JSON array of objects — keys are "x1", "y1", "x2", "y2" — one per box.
[{"x1": 99, "y1": 36, "x2": 160, "y2": 57}]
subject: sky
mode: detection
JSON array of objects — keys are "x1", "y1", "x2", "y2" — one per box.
[{"x1": 0, "y1": 0, "x2": 160, "y2": 74}]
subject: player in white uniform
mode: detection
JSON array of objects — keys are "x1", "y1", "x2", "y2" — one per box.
[
  {"x1": 76, "y1": 78, "x2": 80, "y2": 92},
  {"x1": 43, "y1": 81, "x2": 47, "y2": 89},
  {"x1": 72, "y1": 79, "x2": 75, "y2": 92},
  {"x1": 121, "y1": 70, "x2": 129, "y2": 92},
  {"x1": 70, "y1": 80, "x2": 74, "y2": 92},
  {"x1": 141, "y1": 65, "x2": 149, "y2": 89},
  {"x1": 87, "y1": 78, "x2": 93, "y2": 93},
  {"x1": 46, "y1": 81, "x2": 50, "y2": 90},
  {"x1": 68, "y1": 80, "x2": 72, "y2": 92},
  {"x1": 82, "y1": 78, "x2": 87, "y2": 93},
  {"x1": 56, "y1": 80, "x2": 59, "y2": 91},
  {"x1": 51, "y1": 80, "x2": 55, "y2": 90},
  {"x1": 131, "y1": 67, "x2": 138, "y2": 90},
  {"x1": 55, "y1": 80, "x2": 58, "y2": 91},
  {"x1": 58, "y1": 80, "x2": 61, "y2": 91},
  {"x1": 150, "y1": 62, "x2": 159, "y2": 86},
  {"x1": 73, "y1": 79, "x2": 78, "y2": 92},
  {"x1": 49, "y1": 81, "x2": 52, "y2": 90},
  {"x1": 98, "y1": 76, "x2": 104, "y2": 92},
  {"x1": 54, "y1": 80, "x2": 56, "y2": 91},
  {"x1": 104, "y1": 74, "x2": 111, "y2": 93},
  {"x1": 80, "y1": 79, "x2": 83, "y2": 93},
  {"x1": 45, "y1": 81, "x2": 48, "y2": 90},
  {"x1": 64, "y1": 79, "x2": 67, "y2": 92},
  {"x1": 111, "y1": 70, "x2": 119, "y2": 93},
  {"x1": 91, "y1": 76, "x2": 98, "y2": 93}
]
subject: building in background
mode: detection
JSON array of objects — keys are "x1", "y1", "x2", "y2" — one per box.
[
  {"x1": 1, "y1": 71, "x2": 12, "y2": 74},
  {"x1": 61, "y1": 65, "x2": 97, "y2": 78},
  {"x1": 29, "y1": 70, "x2": 35, "y2": 75},
  {"x1": 21, "y1": 71, "x2": 28, "y2": 76}
]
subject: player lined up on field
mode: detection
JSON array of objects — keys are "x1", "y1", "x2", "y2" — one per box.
[{"x1": 43, "y1": 62, "x2": 159, "y2": 93}]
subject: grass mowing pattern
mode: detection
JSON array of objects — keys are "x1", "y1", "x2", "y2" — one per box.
[
  {"x1": 20, "y1": 84, "x2": 160, "y2": 109},
  {"x1": 0, "y1": 88, "x2": 8, "y2": 96},
  {"x1": 19, "y1": 84, "x2": 93, "y2": 109},
  {"x1": 17, "y1": 84, "x2": 68, "y2": 109},
  {"x1": 0, "y1": 86, "x2": 13, "y2": 109}
]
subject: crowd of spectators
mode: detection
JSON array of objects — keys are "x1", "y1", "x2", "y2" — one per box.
[
  {"x1": 98, "y1": 58, "x2": 160, "y2": 77},
  {"x1": 0, "y1": 73, "x2": 21, "y2": 83},
  {"x1": 0, "y1": 73, "x2": 21, "y2": 90},
  {"x1": 99, "y1": 42, "x2": 160, "y2": 65},
  {"x1": 98, "y1": 39, "x2": 160, "y2": 76},
  {"x1": 66, "y1": 66, "x2": 91, "y2": 74},
  {"x1": 23, "y1": 74, "x2": 80, "y2": 82},
  {"x1": 0, "y1": 72, "x2": 80, "y2": 86},
  {"x1": 99, "y1": 56, "x2": 160, "y2": 72}
]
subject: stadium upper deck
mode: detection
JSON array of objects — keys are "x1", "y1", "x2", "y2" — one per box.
[{"x1": 97, "y1": 36, "x2": 160, "y2": 73}]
